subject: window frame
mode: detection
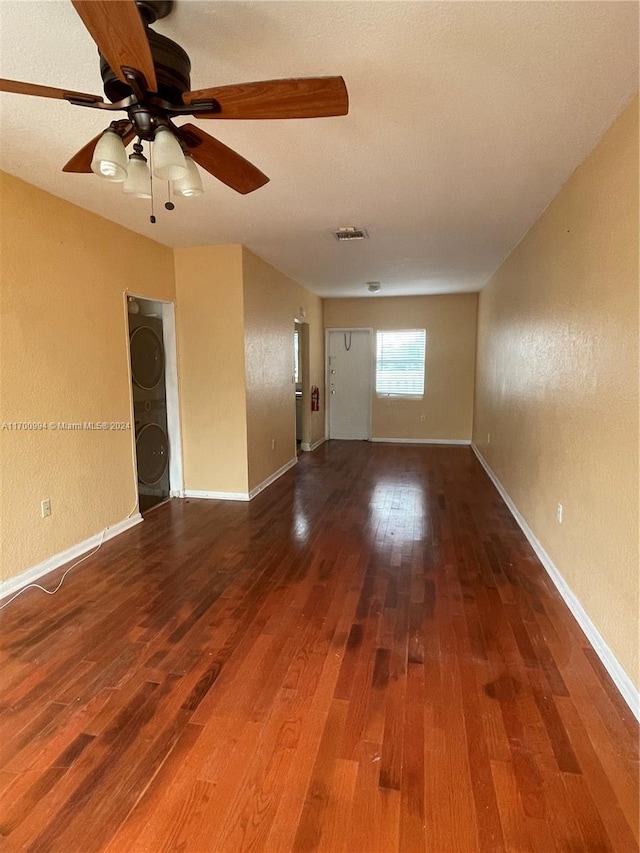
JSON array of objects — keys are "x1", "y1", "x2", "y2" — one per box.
[{"x1": 375, "y1": 328, "x2": 427, "y2": 398}]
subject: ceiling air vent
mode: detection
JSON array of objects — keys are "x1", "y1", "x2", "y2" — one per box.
[{"x1": 333, "y1": 226, "x2": 369, "y2": 242}]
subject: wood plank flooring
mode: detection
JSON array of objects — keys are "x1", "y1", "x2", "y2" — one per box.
[{"x1": 0, "y1": 441, "x2": 638, "y2": 852}]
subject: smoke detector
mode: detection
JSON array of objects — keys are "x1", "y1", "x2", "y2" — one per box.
[
  {"x1": 333, "y1": 226, "x2": 369, "y2": 242},
  {"x1": 367, "y1": 282, "x2": 381, "y2": 293}
]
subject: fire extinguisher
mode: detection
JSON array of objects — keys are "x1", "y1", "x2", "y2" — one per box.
[{"x1": 311, "y1": 385, "x2": 320, "y2": 412}]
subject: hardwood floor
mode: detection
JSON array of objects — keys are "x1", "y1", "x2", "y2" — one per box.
[{"x1": 0, "y1": 441, "x2": 637, "y2": 852}]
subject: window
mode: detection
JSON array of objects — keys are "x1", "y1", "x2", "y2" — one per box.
[
  {"x1": 293, "y1": 330, "x2": 300, "y2": 384},
  {"x1": 376, "y1": 329, "x2": 426, "y2": 396}
]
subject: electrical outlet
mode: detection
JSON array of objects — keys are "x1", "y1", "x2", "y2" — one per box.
[
  {"x1": 487, "y1": 433, "x2": 491, "y2": 444},
  {"x1": 420, "y1": 415, "x2": 426, "y2": 423},
  {"x1": 41, "y1": 498, "x2": 51, "y2": 518},
  {"x1": 557, "y1": 502, "x2": 563, "y2": 524},
  {"x1": 271, "y1": 438, "x2": 276, "y2": 450}
]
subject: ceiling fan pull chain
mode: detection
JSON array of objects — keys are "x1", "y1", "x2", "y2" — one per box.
[
  {"x1": 165, "y1": 181, "x2": 175, "y2": 211},
  {"x1": 149, "y1": 142, "x2": 156, "y2": 224}
]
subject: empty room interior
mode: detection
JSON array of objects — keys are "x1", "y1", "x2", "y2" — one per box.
[{"x1": 0, "y1": 1, "x2": 638, "y2": 851}]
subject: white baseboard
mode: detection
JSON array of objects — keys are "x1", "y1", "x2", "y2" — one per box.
[
  {"x1": 183, "y1": 458, "x2": 298, "y2": 503},
  {"x1": 183, "y1": 489, "x2": 250, "y2": 502},
  {"x1": 371, "y1": 437, "x2": 471, "y2": 446},
  {"x1": 248, "y1": 457, "x2": 297, "y2": 499},
  {"x1": 301, "y1": 436, "x2": 326, "y2": 452},
  {"x1": 471, "y1": 443, "x2": 640, "y2": 721},
  {"x1": 0, "y1": 513, "x2": 143, "y2": 603}
]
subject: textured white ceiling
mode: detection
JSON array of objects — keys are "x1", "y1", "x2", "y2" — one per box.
[{"x1": 0, "y1": 1, "x2": 638, "y2": 298}]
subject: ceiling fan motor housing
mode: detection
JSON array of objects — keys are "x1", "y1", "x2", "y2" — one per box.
[
  {"x1": 100, "y1": 28, "x2": 191, "y2": 105},
  {"x1": 135, "y1": 0, "x2": 173, "y2": 25}
]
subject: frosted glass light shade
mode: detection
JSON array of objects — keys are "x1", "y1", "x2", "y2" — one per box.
[
  {"x1": 153, "y1": 127, "x2": 186, "y2": 181},
  {"x1": 172, "y1": 154, "x2": 203, "y2": 197},
  {"x1": 123, "y1": 154, "x2": 151, "y2": 198},
  {"x1": 91, "y1": 128, "x2": 128, "y2": 182}
]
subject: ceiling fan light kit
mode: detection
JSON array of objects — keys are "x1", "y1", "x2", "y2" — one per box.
[
  {"x1": 90, "y1": 127, "x2": 128, "y2": 181},
  {"x1": 173, "y1": 154, "x2": 204, "y2": 197},
  {"x1": 0, "y1": 0, "x2": 349, "y2": 222},
  {"x1": 123, "y1": 150, "x2": 152, "y2": 198},
  {"x1": 151, "y1": 125, "x2": 186, "y2": 181}
]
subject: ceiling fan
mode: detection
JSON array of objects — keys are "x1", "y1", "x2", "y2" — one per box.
[{"x1": 0, "y1": 0, "x2": 349, "y2": 199}]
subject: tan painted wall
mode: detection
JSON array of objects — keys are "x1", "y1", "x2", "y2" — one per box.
[
  {"x1": 323, "y1": 294, "x2": 477, "y2": 441},
  {"x1": 0, "y1": 172, "x2": 175, "y2": 583},
  {"x1": 173, "y1": 245, "x2": 248, "y2": 495},
  {"x1": 473, "y1": 97, "x2": 639, "y2": 687},
  {"x1": 241, "y1": 247, "x2": 324, "y2": 491}
]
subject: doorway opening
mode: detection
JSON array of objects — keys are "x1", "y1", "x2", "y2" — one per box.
[
  {"x1": 126, "y1": 295, "x2": 182, "y2": 514},
  {"x1": 294, "y1": 321, "x2": 311, "y2": 452},
  {"x1": 294, "y1": 322, "x2": 303, "y2": 453}
]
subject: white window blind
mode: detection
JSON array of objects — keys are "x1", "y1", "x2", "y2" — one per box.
[
  {"x1": 293, "y1": 331, "x2": 300, "y2": 383},
  {"x1": 376, "y1": 329, "x2": 426, "y2": 396}
]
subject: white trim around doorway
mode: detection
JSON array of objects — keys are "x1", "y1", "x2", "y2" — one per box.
[{"x1": 123, "y1": 292, "x2": 184, "y2": 507}]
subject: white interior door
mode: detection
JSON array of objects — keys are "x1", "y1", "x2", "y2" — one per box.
[{"x1": 327, "y1": 329, "x2": 372, "y2": 439}]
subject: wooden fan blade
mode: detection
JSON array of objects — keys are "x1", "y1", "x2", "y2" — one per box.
[
  {"x1": 71, "y1": 0, "x2": 157, "y2": 92},
  {"x1": 63, "y1": 126, "x2": 136, "y2": 173},
  {"x1": 178, "y1": 124, "x2": 269, "y2": 194},
  {"x1": 183, "y1": 76, "x2": 349, "y2": 119},
  {"x1": 0, "y1": 78, "x2": 103, "y2": 104}
]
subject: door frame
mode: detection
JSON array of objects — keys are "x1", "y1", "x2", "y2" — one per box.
[
  {"x1": 325, "y1": 327, "x2": 374, "y2": 441},
  {"x1": 293, "y1": 320, "x2": 311, "y2": 451},
  {"x1": 123, "y1": 292, "x2": 184, "y2": 504}
]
